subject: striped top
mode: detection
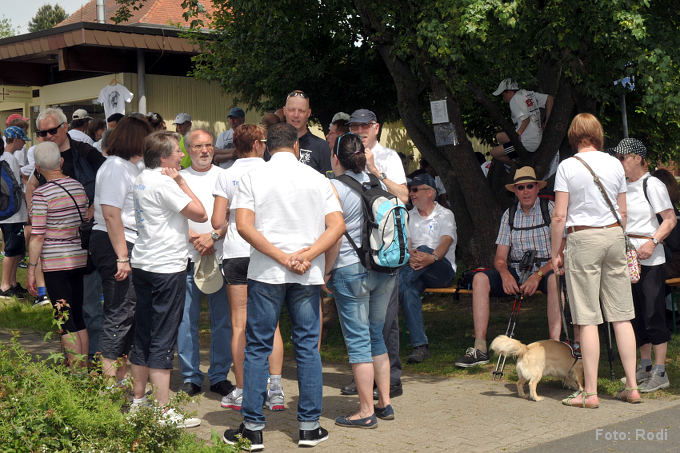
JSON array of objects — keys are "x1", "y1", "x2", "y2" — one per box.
[{"x1": 31, "y1": 177, "x2": 88, "y2": 272}]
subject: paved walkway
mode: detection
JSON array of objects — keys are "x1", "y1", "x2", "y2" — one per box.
[{"x1": 4, "y1": 329, "x2": 679, "y2": 452}]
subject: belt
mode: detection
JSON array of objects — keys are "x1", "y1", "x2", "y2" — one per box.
[
  {"x1": 566, "y1": 222, "x2": 619, "y2": 234},
  {"x1": 627, "y1": 234, "x2": 653, "y2": 240}
]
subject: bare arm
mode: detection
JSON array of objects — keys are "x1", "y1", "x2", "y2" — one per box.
[
  {"x1": 162, "y1": 168, "x2": 208, "y2": 223},
  {"x1": 616, "y1": 192, "x2": 627, "y2": 230},
  {"x1": 102, "y1": 205, "x2": 131, "y2": 281},
  {"x1": 26, "y1": 234, "x2": 45, "y2": 296},
  {"x1": 212, "y1": 195, "x2": 229, "y2": 231},
  {"x1": 494, "y1": 243, "x2": 520, "y2": 295},
  {"x1": 637, "y1": 208, "x2": 677, "y2": 260},
  {"x1": 550, "y1": 191, "x2": 569, "y2": 272},
  {"x1": 213, "y1": 146, "x2": 236, "y2": 164},
  {"x1": 543, "y1": 95, "x2": 554, "y2": 128},
  {"x1": 409, "y1": 235, "x2": 453, "y2": 270},
  {"x1": 365, "y1": 147, "x2": 409, "y2": 204}
]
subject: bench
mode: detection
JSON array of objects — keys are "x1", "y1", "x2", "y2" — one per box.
[{"x1": 423, "y1": 286, "x2": 542, "y2": 300}]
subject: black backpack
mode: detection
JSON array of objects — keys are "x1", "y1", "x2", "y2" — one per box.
[
  {"x1": 336, "y1": 174, "x2": 410, "y2": 273},
  {"x1": 0, "y1": 160, "x2": 23, "y2": 220},
  {"x1": 642, "y1": 176, "x2": 680, "y2": 253}
]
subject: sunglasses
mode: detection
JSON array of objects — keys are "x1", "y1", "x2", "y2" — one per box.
[
  {"x1": 287, "y1": 90, "x2": 308, "y2": 99},
  {"x1": 409, "y1": 186, "x2": 432, "y2": 193},
  {"x1": 515, "y1": 183, "x2": 536, "y2": 191},
  {"x1": 36, "y1": 122, "x2": 64, "y2": 137}
]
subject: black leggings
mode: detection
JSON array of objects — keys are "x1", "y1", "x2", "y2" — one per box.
[
  {"x1": 44, "y1": 268, "x2": 86, "y2": 333},
  {"x1": 632, "y1": 264, "x2": 670, "y2": 346}
]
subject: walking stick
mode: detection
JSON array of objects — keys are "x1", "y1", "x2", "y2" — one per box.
[
  {"x1": 493, "y1": 250, "x2": 536, "y2": 380},
  {"x1": 605, "y1": 320, "x2": 616, "y2": 381}
]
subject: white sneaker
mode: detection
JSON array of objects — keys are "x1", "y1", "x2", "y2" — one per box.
[
  {"x1": 265, "y1": 388, "x2": 285, "y2": 411},
  {"x1": 160, "y1": 407, "x2": 201, "y2": 429},
  {"x1": 220, "y1": 388, "x2": 243, "y2": 411},
  {"x1": 128, "y1": 396, "x2": 150, "y2": 414}
]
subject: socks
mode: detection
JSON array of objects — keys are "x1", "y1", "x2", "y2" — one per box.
[
  {"x1": 233, "y1": 387, "x2": 243, "y2": 397},
  {"x1": 269, "y1": 374, "x2": 282, "y2": 391},
  {"x1": 640, "y1": 358, "x2": 653, "y2": 371},
  {"x1": 474, "y1": 339, "x2": 487, "y2": 354},
  {"x1": 652, "y1": 364, "x2": 666, "y2": 376},
  {"x1": 132, "y1": 396, "x2": 147, "y2": 405},
  {"x1": 37, "y1": 286, "x2": 46, "y2": 297}
]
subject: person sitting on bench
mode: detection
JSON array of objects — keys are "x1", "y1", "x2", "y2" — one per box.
[{"x1": 454, "y1": 166, "x2": 560, "y2": 367}]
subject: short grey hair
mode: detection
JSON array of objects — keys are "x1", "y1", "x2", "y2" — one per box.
[
  {"x1": 34, "y1": 142, "x2": 62, "y2": 170},
  {"x1": 36, "y1": 107, "x2": 67, "y2": 129},
  {"x1": 184, "y1": 128, "x2": 213, "y2": 148},
  {"x1": 144, "y1": 130, "x2": 181, "y2": 169}
]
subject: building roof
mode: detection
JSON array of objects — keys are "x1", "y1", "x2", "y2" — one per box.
[{"x1": 58, "y1": 0, "x2": 215, "y2": 28}]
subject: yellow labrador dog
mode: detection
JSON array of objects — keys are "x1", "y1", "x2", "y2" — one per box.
[{"x1": 490, "y1": 335, "x2": 583, "y2": 401}]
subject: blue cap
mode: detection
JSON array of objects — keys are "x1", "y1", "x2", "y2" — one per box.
[
  {"x1": 228, "y1": 107, "x2": 245, "y2": 118},
  {"x1": 410, "y1": 173, "x2": 437, "y2": 193},
  {"x1": 348, "y1": 109, "x2": 377, "y2": 125},
  {"x1": 3, "y1": 126, "x2": 30, "y2": 141}
]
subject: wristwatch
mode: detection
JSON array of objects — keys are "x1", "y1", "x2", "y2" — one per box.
[
  {"x1": 536, "y1": 269, "x2": 544, "y2": 278},
  {"x1": 651, "y1": 237, "x2": 659, "y2": 245},
  {"x1": 378, "y1": 172, "x2": 387, "y2": 181},
  {"x1": 210, "y1": 231, "x2": 220, "y2": 241}
]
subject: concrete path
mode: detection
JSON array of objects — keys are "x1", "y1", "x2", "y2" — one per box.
[{"x1": 4, "y1": 329, "x2": 679, "y2": 452}]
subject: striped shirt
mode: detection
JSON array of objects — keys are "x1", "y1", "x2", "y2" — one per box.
[
  {"x1": 31, "y1": 177, "x2": 88, "y2": 272},
  {"x1": 496, "y1": 198, "x2": 553, "y2": 273}
]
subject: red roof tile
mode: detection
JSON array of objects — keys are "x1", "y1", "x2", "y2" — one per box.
[{"x1": 57, "y1": 0, "x2": 215, "y2": 28}]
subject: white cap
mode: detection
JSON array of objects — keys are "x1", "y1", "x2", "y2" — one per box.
[
  {"x1": 492, "y1": 79, "x2": 519, "y2": 96},
  {"x1": 72, "y1": 109, "x2": 92, "y2": 120},
  {"x1": 329, "y1": 112, "x2": 350, "y2": 130},
  {"x1": 173, "y1": 113, "x2": 192, "y2": 124}
]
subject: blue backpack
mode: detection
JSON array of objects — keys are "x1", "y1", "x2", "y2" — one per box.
[
  {"x1": 0, "y1": 160, "x2": 23, "y2": 220},
  {"x1": 336, "y1": 174, "x2": 410, "y2": 273}
]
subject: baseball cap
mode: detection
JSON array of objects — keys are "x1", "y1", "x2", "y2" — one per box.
[
  {"x1": 228, "y1": 107, "x2": 245, "y2": 118},
  {"x1": 4, "y1": 126, "x2": 31, "y2": 141},
  {"x1": 193, "y1": 254, "x2": 224, "y2": 294},
  {"x1": 613, "y1": 138, "x2": 647, "y2": 159},
  {"x1": 348, "y1": 109, "x2": 377, "y2": 125},
  {"x1": 410, "y1": 173, "x2": 437, "y2": 193},
  {"x1": 173, "y1": 113, "x2": 192, "y2": 124},
  {"x1": 72, "y1": 109, "x2": 92, "y2": 121},
  {"x1": 493, "y1": 79, "x2": 520, "y2": 96},
  {"x1": 6, "y1": 113, "x2": 29, "y2": 125}
]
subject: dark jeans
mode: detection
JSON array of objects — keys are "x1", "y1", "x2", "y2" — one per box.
[{"x1": 382, "y1": 275, "x2": 401, "y2": 387}]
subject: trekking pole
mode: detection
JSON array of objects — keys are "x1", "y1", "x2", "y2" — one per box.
[
  {"x1": 493, "y1": 250, "x2": 536, "y2": 380},
  {"x1": 605, "y1": 319, "x2": 616, "y2": 381},
  {"x1": 557, "y1": 273, "x2": 571, "y2": 345}
]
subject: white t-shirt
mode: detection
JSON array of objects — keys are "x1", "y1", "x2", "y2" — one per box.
[
  {"x1": 408, "y1": 202, "x2": 457, "y2": 272},
  {"x1": 93, "y1": 156, "x2": 141, "y2": 243},
  {"x1": 626, "y1": 174, "x2": 673, "y2": 266},
  {"x1": 13, "y1": 146, "x2": 27, "y2": 167},
  {"x1": 131, "y1": 168, "x2": 192, "y2": 273},
  {"x1": 68, "y1": 129, "x2": 94, "y2": 146},
  {"x1": 180, "y1": 165, "x2": 225, "y2": 262},
  {"x1": 509, "y1": 89, "x2": 548, "y2": 152},
  {"x1": 215, "y1": 129, "x2": 235, "y2": 169},
  {"x1": 213, "y1": 157, "x2": 264, "y2": 259},
  {"x1": 97, "y1": 84, "x2": 133, "y2": 119},
  {"x1": 20, "y1": 144, "x2": 36, "y2": 177},
  {"x1": 434, "y1": 175, "x2": 446, "y2": 195},
  {"x1": 370, "y1": 142, "x2": 407, "y2": 184},
  {"x1": 231, "y1": 151, "x2": 341, "y2": 284},
  {"x1": 0, "y1": 152, "x2": 26, "y2": 223},
  {"x1": 554, "y1": 151, "x2": 626, "y2": 228}
]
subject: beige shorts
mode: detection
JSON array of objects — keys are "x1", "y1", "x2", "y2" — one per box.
[{"x1": 564, "y1": 227, "x2": 634, "y2": 325}]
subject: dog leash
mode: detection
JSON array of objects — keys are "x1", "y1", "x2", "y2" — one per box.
[{"x1": 557, "y1": 273, "x2": 581, "y2": 363}]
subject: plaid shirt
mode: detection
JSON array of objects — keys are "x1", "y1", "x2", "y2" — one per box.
[{"x1": 496, "y1": 198, "x2": 553, "y2": 273}]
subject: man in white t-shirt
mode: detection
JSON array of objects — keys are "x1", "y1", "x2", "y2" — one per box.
[
  {"x1": 343, "y1": 109, "x2": 408, "y2": 399},
  {"x1": 222, "y1": 123, "x2": 344, "y2": 450},
  {"x1": 399, "y1": 173, "x2": 457, "y2": 363},
  {"x1": 490, "y1": 79, "x2": 554, "y2": 164},
  {"x1": 214, "y1": 107, "x2": 246, "y2": 169},
  {"x1": 176, "y1": 129, "x2": 233, "y2": 398},
  {"x1": 129, "y1": 130, "x2": 207, "y2": 428},
  {"x1": 67, "y1": 109, "x2": 95, "y2": 146}
]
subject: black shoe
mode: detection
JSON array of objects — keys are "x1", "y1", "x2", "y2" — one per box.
[
  {"x1": 341, "y1": 380, "x2": 357, "y2": 396},
  {"x1": 33, "y1": 295, "x2": 51, "y2": 307},
  {"x1": 390, "y1": 383, "x2": 403, "y2": 398},
  {"x1": 407, "y1": 345, "x2": 431, "y2": 364},
  {"x1": 181, "y1": 382, "x2": 201, "y2": 396},
  {"x1": 223, "y1": 423, "x2": 264, "y2": 451},
  {"x1": 0, "y1": 287, "x2": 15, "y2": 299},
  {"x1": 11, "y1": 283, "x2": 28, "y2": 299},
  {"x1": 374, "y1": 404, "x2": 395, "y2": 420},
  {"x1": 298, "y1": 426, "x2": 329, "y2": 447},
  {"x1": 454, "y1": 347, "x2": 490, "y2": 368},
  {"x1": 210, "y1": 379, "x2": 234, "y2": 396}
]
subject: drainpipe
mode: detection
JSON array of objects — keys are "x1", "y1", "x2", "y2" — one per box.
[
  {"x1": 96, "y1": 0, "x2": 106, "y2": 24},
  {"x1": 137, "y1": 49, "x2": 147, "y2": 114}
]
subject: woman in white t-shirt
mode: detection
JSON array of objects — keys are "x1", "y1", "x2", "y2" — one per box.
[
  {"x1": 614, "y1": 138, "x2": 677, "y2": 393},
  {"x1": 551, "y1": 113, "x2": 639, "y2": 408},
  {"x1": 211, "y1": 124, "x2": 285, "y2": 411},
  {"x1": 90, "y1": 115, "x2": 153, "y2": 383}
]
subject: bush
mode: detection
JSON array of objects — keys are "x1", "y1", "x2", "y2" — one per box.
[{"x1": 0, "y1": 334, "x2": 238, "y2": 452}]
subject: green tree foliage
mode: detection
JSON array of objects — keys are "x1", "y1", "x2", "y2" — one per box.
[
  {"x1": 0, "y1": 15, "x2": 16, "y2": 38},
  {"x1": 116, "y1": 0, "x2": 680, "y2": 264},
  {"x1": 28, "y1": 4, "x2": 68, "y2": 33}
]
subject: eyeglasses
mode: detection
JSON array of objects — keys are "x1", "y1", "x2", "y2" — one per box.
[
  {"x1": 515, "y1": 183, "x2": 536, "y2": 191},
  {"x1": 409, "y1": 186, "x2": 432, "y2": 193},
  {"x1": 258, "y1": 139, "x2": 267, "y2": 143},
  {"x1": 36, "y1": 122, "x2": 64, "y2": 137},
  {"x1": 287, "y1": 90, "x2": 308, "y2": 99},
  {"x1": 191, "y1": 143, "x2": 214, "y2": 150}
]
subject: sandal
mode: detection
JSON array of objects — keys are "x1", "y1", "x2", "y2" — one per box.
[
  {"x1": 617, "y1": 387, "x2": 642, "y2": 404},
  {"x1": 561, "y1": 390, "x2": 599, "y2": 408}
]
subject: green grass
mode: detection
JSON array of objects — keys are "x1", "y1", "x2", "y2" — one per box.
[{"x1": 0, "y1": 298, "x2": 54, "y2": 332}]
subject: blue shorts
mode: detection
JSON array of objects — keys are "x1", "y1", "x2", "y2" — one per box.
[
  {"x1": 0, "y1": 222, "x2": 25, "y2": 257},
  {"x1": 480, "y1": 267, "x2": 551, "y2": 297}
]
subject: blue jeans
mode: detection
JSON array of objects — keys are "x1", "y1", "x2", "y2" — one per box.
[
  {"x1": 329, "y1": 262, "x2": 395, "y2": 363},
  {"x1": 398, "y1": 245, "x2": 455, "y2": 347},
  {"x1": 82, "y1": 270, "x2": 103, "y2": 361},
  {"x1": 242, "y1": 280, "x2": 322, "y2": 429},
  {"x1": 177, "y1": 262, "x2": 232, "y2": 386}
]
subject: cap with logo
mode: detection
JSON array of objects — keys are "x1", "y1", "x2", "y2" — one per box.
[{"x1": 348, "y1": 109, "x2": 377, "y2": 125}]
